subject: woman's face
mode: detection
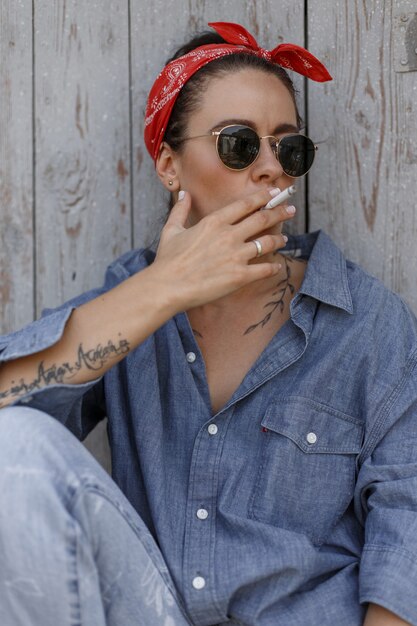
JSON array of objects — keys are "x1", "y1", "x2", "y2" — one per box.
[{"x1": 170, "y1": 68, "x2": 299, "y2": 225}]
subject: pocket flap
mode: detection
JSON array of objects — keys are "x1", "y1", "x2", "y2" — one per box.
[{"x1": 262, "y1": 396, "x2": 363, "y2": 454}]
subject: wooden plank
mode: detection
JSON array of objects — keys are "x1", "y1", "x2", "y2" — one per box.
[
  {"x1": 34, "y1": 0, "x2": 132, "y2": 469},
  {"x1": 83, "y1": 418, "x2": 111, "y2": 475},
  {"x1": 34, "y1": 0, "x2": 132, "y2": 312},
  {"x1": 130, "y1": 0, "x2": 306, "y2": 250},
  {"x1": 0, "y1": 1, "x2": 34, "y2": 334},
  {"x1": 308, "y1": 0, "x2": 417, "y2": 313}
]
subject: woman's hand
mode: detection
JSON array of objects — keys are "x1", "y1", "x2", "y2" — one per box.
[
  {"x1": 152, "y1": 188, "x2": 296, "y2": 311},
  {"x1": 0, "y1": 187, "x2": 296, "y2": 405}
]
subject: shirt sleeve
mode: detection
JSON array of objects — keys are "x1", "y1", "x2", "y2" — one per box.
[
  {"x1": 0, "y1": 249, "x2": 144, "y2": 440},
  {"x1": 355, "y1": 346, "x2": 417, "y2": 626}
]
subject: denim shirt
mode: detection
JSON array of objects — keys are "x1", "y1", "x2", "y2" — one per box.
[{"x1": 1, "y1": 229, "x2": 417, "y2": 626}]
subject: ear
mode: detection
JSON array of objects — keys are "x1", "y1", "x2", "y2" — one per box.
[{"x1": 155, "y1": 142, "x2": 181, "y2": 192}]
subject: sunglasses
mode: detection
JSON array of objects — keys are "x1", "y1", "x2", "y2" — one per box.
[{"x1": 182, "y1": 124, "x2": 318, "y2": 177}]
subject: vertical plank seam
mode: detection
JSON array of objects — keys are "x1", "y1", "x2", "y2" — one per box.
[
  {"x1": 128, "y1": 0, "x2": 134, "y2": 250},
  {"x1": 32, "y1": 0, "x2": 37, "y2": 320},
  {"x1": 304, "y1": 0, "x2": 310, "y2": 234}
]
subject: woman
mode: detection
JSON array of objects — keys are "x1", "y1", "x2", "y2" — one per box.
[{"x1": 0, "y1": 21, "x2": 416, "y2": 626}]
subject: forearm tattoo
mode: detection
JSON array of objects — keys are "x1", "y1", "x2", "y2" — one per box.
[{"x1": 0, "y1": 335, "x2": 130, "y2": 406}]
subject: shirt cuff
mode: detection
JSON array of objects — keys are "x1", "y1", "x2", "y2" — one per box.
[
  {"x1": 12, "y1": 379, "x2": 103, "y2": 440},
  {"x1": 0, "y1": 306, "x2": 75, "y2": 362},
  {"x1": 360, "y1": 544, "x2": 417, "y2": 626}
]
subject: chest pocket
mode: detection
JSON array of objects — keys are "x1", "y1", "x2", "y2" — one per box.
[{"x1": 248, "y1": 397, "x2": 363, "y2": 545}]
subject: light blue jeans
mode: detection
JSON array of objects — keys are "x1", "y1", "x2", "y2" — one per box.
[{"x1": 0, "y1": 406, "x2": 193, "y2": 626}]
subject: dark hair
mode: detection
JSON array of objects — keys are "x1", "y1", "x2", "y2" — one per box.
[{"x1": 163, "y1": 31, "x2": 303, "y2": 151}]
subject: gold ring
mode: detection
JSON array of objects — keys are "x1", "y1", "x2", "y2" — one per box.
[{"x1": 253, "y1": 239, "x2": 262, "y2": 257}]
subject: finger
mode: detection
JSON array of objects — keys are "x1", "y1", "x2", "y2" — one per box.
[
  {"x1": 214, "y1": 189, "x2": 276, "y2": 225},
  {"x1": 166, "y1": 190, "x2": 191, "y2": 228},
  {"x1": 243, "y1": 234, "x2": 287, "y2": 261},
  {"x1": 237, "y1": 204, "x2": 296, "y2": 241},
  {"x1": 244, "y1": 261, "x2": 283, "y2": 283}
]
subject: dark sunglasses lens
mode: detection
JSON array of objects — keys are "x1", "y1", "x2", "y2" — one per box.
[
  {"x1": 278, "y1": 135, "x2": 316, "y2": 177},
  {"x1": 217, "y1": 126, "x2": 259, "y2": 169}
]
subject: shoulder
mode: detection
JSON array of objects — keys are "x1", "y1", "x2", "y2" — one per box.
[
  {"x1": 309, "y1": 228, "x2": 417, "y2": 349},
  {"x1": 294, "y1": 229, "x2": 417, "y2": 349},
  {"x1": 102, "y1": 247, "x2": 156, "y2": 286},
  {"x1": 343, "y1": 257, "x2": 417, "y2": 400},
  {"x1": 306, "y1": 228, "x2": 417, "y2": 375},
  {"x1": 346, "y1": 257, "x2": 417, "y2": 344}
]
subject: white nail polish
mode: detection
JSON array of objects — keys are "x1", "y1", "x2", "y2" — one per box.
[
  {"x1": 178, "y1": 190, "x2": 185, "y2": 201},
  {"x1": 269, "y1": 187, "x2": 281, "y2": 197}
]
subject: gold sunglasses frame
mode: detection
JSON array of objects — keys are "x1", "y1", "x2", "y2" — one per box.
[{"x1": 182, "y1": 124, "x2": 318, "y2": 176}]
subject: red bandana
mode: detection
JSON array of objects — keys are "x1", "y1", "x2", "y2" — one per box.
[{"x1": 144, "y1": 21, "x2": 332, "y2": 162}]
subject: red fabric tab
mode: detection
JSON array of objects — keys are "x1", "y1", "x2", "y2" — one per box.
[
  {"x1": 208, "y1": 21, "x2": 260, "y2": 50},
  {"x1": 271, "y1": 44, "x2": 333, "y2": 82}
]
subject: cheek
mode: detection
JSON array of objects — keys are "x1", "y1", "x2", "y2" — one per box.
[
  {"x1": 180, "y1": 149, "x2": 235, "y2": 214},
  {"x1": 281, "y1": 172, "x2": 296, "y2": 187},
  {"x1": 180, "y1": 146, "x2": 216, "y2": 189}
]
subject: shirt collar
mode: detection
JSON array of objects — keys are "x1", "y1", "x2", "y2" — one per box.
[{"x1": 284, "y1": 229, "x2": 354, "y2": 314}]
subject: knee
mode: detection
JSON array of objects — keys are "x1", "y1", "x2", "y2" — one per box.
[
  {"x1": 0, "y1": 405, "x2": 104, "y2": 485},
  {"x1": 0, "y1": 405, "x2": 84, "y2": 473},
  {"x1": 0, "y1": 406, "x2": 100, "y2": 520},
  {"x1": 0, "y1": 405, "x2": 56, "y2": 432},
  {"x1": 0, "y1": 408, "x2": 72, "y2": 519},
  {"x1": 0, "y1": 406, "x2": 60, "y2": 459}
]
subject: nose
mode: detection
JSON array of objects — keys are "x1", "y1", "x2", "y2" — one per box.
[{"x1": 251, "y1": 137, "x2": 285, "y2": 183}]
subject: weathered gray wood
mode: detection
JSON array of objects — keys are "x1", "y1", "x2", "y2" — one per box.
[
  {"x1": 0, "y1": 1, "x2": 34, "y2": 335},
  {"x1": 83, "y1": 418, "x2": 111, "y2": 474},
  {"x1": 34, "y1": 0, "x2": 132, "y2": 311},
  {"x1": 34, "y1": 0, "x2": 133, "y2": 468},
  {"x1": 130, "y1": 0, "x2": 306, "y2": 249},
  {"x1": 308, "y1": 0, "x2": 417, "y2": 312}
]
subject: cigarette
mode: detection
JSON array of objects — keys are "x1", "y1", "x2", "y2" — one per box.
[{"x1": 263, "y1": 185, "x2": 297, "y2": 210}]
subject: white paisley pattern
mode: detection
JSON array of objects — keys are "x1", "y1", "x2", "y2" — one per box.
[{"x1": 144, "y1": 46, "x2": 248, "y2": 130}]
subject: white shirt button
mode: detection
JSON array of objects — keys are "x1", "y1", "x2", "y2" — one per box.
[
  {"x1": 207, "y1": 424, "x2": 218, "y2": 435},
  {"x1": 192, "y1": 576, "x2": 206, "y2": 590},
  {"x1": 306, "y1": 432, "x2": 317, "y2": 444},
  {"x1": 186, "y1": 352, "x2": 196, "y2": 363},
  {"x1": 196, "y1": 508, "x2": 208, "y2": 520}
]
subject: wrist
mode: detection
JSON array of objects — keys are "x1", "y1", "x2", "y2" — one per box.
[{"x1": 140, "y1": 262, "x2": 185, "y2": 317}]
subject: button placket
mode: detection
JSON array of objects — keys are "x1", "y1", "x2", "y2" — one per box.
[{"x1": 182, "y1": 412, "x2": 232, "y2": 622}]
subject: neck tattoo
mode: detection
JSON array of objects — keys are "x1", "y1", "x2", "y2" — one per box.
[{"x1": 244, "y1": 255, "x2": 305, "y2": 335}]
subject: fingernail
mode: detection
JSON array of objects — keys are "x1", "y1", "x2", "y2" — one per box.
[
  {"x1": 178, "y1": 190, "x2": 185, "y2": 201},
  {"x1": 283, "y1": 235, "x2": 288, "y2": 243},
  {"x1": 286, "y1": 205, "x2": 296, "y2": 214},
  {"x1": 269, "y1": 187, "x2": 281, "y2": 197}
]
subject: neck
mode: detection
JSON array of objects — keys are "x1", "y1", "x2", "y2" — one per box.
[
  {"x1": 189, "y1": 252, "x2": 287, "y2": 317},
  {"x1": 187, "y1": 251, "x2": 307, "y2": 335}
]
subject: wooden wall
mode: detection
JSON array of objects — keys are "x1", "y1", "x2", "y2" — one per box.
[
  {"x1": 309, "y1": 0, "x2": 417, "y2": 300},
  {"x1": 1, "y1": 0, "x2": 416, "y2": 471}
]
